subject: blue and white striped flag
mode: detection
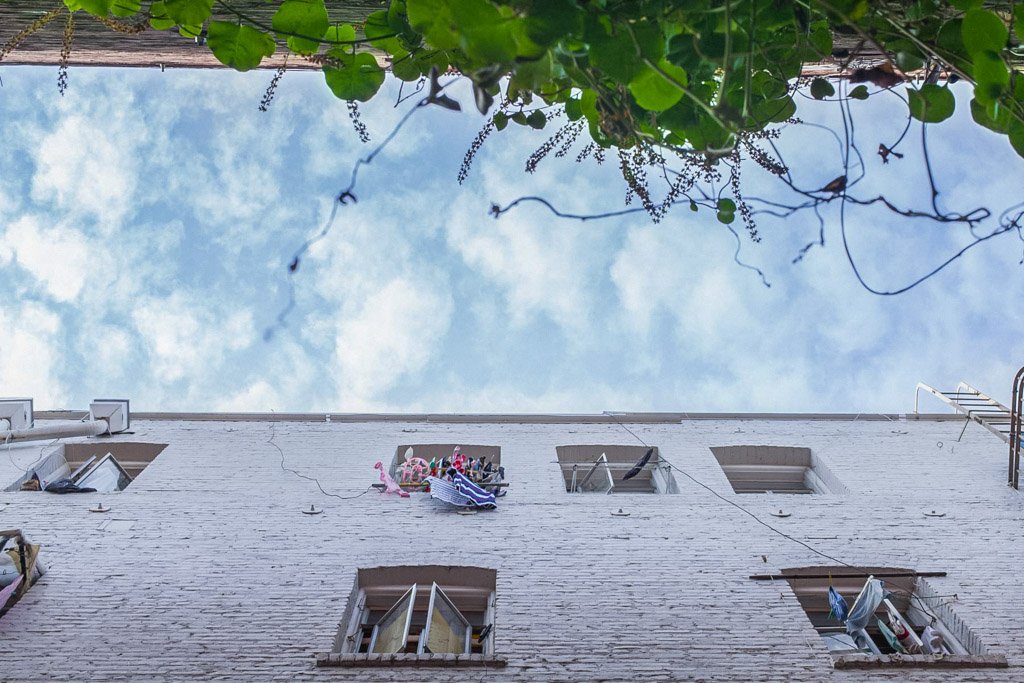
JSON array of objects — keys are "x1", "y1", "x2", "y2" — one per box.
[{"x1": 453, "y1": 472, "x2": 497, "y2": 509}]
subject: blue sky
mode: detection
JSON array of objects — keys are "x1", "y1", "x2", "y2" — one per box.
[{"x1": 1, "y1": 65, "x2": 1022, "y2": 413}]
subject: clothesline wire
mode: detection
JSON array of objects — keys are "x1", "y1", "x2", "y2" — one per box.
[
  {"x1": 5, "y1": 437, "x2": 60, "y2": 475},
  {"x1": 267, "y1": 421, "x2": 372, "y2": 501},
  {"x1": 602, "y1": 413, "x2": 948, "y2": 624}
]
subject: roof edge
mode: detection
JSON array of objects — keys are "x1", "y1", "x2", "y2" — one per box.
[{"x1": 32, "y1": 411, "x2": 965, "y2": 424}]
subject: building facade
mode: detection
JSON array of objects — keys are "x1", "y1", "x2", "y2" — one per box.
[{"x1": 0, "y1": 409, "x2": 1021, "y2": 681}]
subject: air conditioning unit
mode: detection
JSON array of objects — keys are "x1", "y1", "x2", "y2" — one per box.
[
  {"x1": 0, "y1": 398, "x2": 33, "y2": 431},
  {"x1": 89, "y1": 399, "x2": 130, "y2": 434}
]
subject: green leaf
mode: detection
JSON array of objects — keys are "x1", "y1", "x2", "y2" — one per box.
[
  {"x1": 716, "y1": 210, "x2": 736, "y2": 224},
  {"x1": 272, "y1": 0, "x2": 328, "y2": 55},
  {"x1": 493, "y1": 111, "x2": 508, "y2": 131},
  {"x1": 849, "y1": 85, "x2": 869, "y2": 100},
  {"x1": 207, "y1": 21, "x2": 275, "y2": 72},
  {"x1": 323, "y1": 51, "x2": 385, "y2": 102},
  {"x1": 164, "y1": 0, "x2": 212, "y2": 27},
  {"x1": 585, "y1": 15, "x2": 640, "y2": 82},
  {"x1": 364, "y1": 10, "x2": 405, "y2": 53},
  {"x1": 895, "y1": 51, "x2": 924, "y2": 73},
  {"x1": 390, "y1": 51, "x2": 422, "y2": 81},
  {"x1": 972, "y1": 50, "x2": 1009, "y2": 103},
  {"x1": 689, "y1": 201, "x2": 698, "y2": 212},
  {"x1": 65, "y1": 0, "x2": 112, "y2": 17},
  {"x1": 962, "y1": 9, "x2": 1008, "y2": 56},
  {"x1": 808, "y1": 25, "x2": 832, "y2": 56},
  {"x1": 148, "y1": 0, "x2": 176, "y2": 29},
  {"x1": 323, "y1": 23, "x2": 356, "y2": 44},
  {"x1": 750, "y1": 95, "x2": 795, "y2": 124},
  {"x1": 810, "y1": 77, "x2": 834, "y2": 100},
  {"x1": 511, "y1": 111, "x2": 528, "y2": 125},
  {"x1": 407, "y1": 0, "x2": 517, "y2": 62},
  {"x1": 951, "y1": 0, "x2": 982, "y2": 10},
  {"x1": 1015, "y1": 6, "x2": 1024, "y2": 43},
  {"x1": 524, "y1": 0, "x2": 582, "y2": 46},
  {"x1": 717, "y1": 198, "x2": 736, "y2": 213},
  {"x1": 527, "y1": 110, "x2": 546, "y2": 129},
  {"x1": 111, "y1": 0, "x2": 140, "y2": 17},
  {"x1": 1009, "y1": 122, "x2": 1024, "y2": 159},
  {"x1": 970, "y1": 97, "x2": 1011, "y2": 133},
  {"x1": 564, "y1": 98, "x2": 583, "y2": 121},
  {"x1": 907, "y1": 84, "x2": 955, "y2": 123},
  {"x1": 629, "y1": 60, "x2": 688, "y2": 112}
]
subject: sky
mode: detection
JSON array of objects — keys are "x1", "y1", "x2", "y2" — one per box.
[{"x1": 0, "y1": 65, "x2": 1023, "y2": 414}]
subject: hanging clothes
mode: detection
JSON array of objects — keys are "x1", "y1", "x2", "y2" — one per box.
[
  {"x1": 828, "y1": 586, "x2": 849, "y2": 622},
  {"x1": 846, "y1": 578, "x2": 889, "y2": 634},
  {"x1": 452, "y1": 472, "x2": 497, "y2": 509},
  {"x1": 622, "y1": 448, "x2": 654, "y2": 481},
  {"x1": 876, "y1": 618, "x2": 907, "y2": 654}
]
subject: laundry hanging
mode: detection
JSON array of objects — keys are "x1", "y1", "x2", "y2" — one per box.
[
  {"x1": 846, "y1": 578, "x2": 889, "y2": 634},
  {"x1": 828, "y1": 586, "x2": 849, "y2": 622},
  {"x1": 621, "y1": 448, "x2": 654, "y2": 481}
]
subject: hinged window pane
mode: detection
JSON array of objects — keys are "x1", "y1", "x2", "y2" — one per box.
[
  {"x1": 369, "y1": 585, "x2": 416, "y2": 654},
  {"x1": 577, "y1": 453, "x2": 614, "y2": 493},
  {"x1": 419, "y1": 582, "x2": 471, "y2": 655}
]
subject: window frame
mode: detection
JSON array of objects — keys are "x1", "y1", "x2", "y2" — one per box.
[
  {"x1": 418, "y1": 582, "x2": 472, "y2": 655},
  {"x1": 368, "y1": 584, "x2": 417, "y2": 654},
  {"x1": 777, "y1": 566, "x2": 1006, "y2": 669},
  {"x1": 323, "y1": 565, "x2": 506, "y2": 669}
]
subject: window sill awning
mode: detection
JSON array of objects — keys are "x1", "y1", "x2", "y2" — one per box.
[
  {"x1": 832, "y1": 654, "x2": 1008, "y2": 670},
  {"x1": 316, "y1": 652, "x2": 508, "y2": 668}
]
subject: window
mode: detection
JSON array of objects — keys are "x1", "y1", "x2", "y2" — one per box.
[
  {"x1": 709, "y1": 445, "x2": 845, "y2": 494},
  {"x1": 6, "y1": 442, "x2": 168, "y2": 493},
  {"x1": 780, "y1": 566, "x2": 1006, "y2": 669},
  {"x1": 319, "y1": 565, "x2": 505, "y2": 668},
  {"x1": 0, "y1": 529, "x2": 44, "y2": 619},
  {"x1": 556, "y1": 445, "x2": 678, "y2": 494},
  {"x1": 389, "y1": 444, "x2": 503, "y2": 491}
]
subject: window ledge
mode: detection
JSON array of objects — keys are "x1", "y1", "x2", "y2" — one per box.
[
  {"x1": 832, "y1": 654, "x2": 1007, "y2": 670},
  {"x1": 316, "y1": 653, "x2": 508, "y2": 668}
]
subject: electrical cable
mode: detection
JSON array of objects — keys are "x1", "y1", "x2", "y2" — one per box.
[
  {"x1": 268, "y1": 422, "x2": 372, "y2": 501},
  {"x1": 602, "y1": 412, "x2": 950, "y2": 624}
]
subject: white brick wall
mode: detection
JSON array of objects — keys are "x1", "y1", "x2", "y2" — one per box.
[{"x1": 0, "y1": 414, "x2": 1021, "y2": 681}]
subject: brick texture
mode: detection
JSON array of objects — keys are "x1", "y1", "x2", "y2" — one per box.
[{"x1": 0, "y1": 414, "x2": 1021, "y2": 681}]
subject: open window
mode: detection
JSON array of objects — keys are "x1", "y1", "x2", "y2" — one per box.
[
  {"x1": 0, "y1": 529, "x2": 45, "y2": 619},
  {"x1": 556, "y1": 445, "x2": 678, "y2": 494},
  {"x1": 387, "y1": 444, "x2": 505, "y2": 492},
  {"x1": 779, "y1": 566, "x2": 1006, "y2": 669},
  {"x1": 6, "y1": 442, "x2": 167, "y2": 493},
  {"x1": 710, "y1": 446, "x2": 845, "y2": 494},
  {"x1": 321, "y1": 565, "x2": 504, "y2": 668}
]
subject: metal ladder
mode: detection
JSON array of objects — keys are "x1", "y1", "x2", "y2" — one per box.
[
  {"x1": 915, "y1": 380, "x2": 1021, "y2": 488},
  {"x1": 914, "y1": 381, "x2": 1014, "y2": 444}
]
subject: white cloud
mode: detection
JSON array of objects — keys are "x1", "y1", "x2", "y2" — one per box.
[
  {"x1": 334, "y1": 278, "x2": 453, "y2": 408},
  {"x1": 215, "y1": 380, "x2": 282, "y2": 412},
  {"x1": 29, "y1": 111, "x2": 141, "y2": 229},
  {"x1": 0, "y1": 303, "x2": 67, "y2": 408},
  {"x1": 132, "y1": 293, "x2": 254, "y2": 383},
  {"x1": 6, "y1": 215, "x2": 96, "y2": 303},
  {"x1": 446, "y1": 196, "x2": 600, "y2": 332}
]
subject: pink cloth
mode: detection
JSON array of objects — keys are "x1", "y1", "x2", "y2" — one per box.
[
  {"x1": 374, "y1": 461, "x2": 410, "y2": 497},
  {"x1": 0, "y1": 574, "x2": 23, "y2": 611}
]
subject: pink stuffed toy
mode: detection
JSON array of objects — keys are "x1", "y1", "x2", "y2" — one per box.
[
  {"x1": 451, "y1": 446, "x2": 468, "y2": 474},
  {"x1": 374, "y1": 461, "x2": 409, "y2": 497},
  {"x1": 397, "y1": 448, "x2": 430, "y2": 484}
]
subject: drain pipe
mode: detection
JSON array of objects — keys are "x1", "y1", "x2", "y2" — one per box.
[
  {"x1": 1, "y1": 419, "x2": 110, "y2": 443},
  {"x1": 0, "y1": 399, "x2": 130, "y2": 444}
]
